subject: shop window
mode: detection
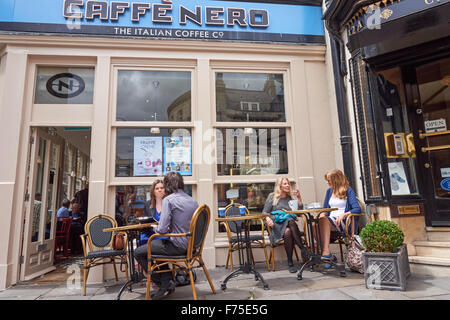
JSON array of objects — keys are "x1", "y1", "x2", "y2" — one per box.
[
  {"x1": 217, "y1": 182, "x2": 274, "y2": 232},
  {"x1": 115, "y1": 128, "x2": 192, "y2": 177},
  {"x1": 376, "y1": 67, "x2": 419, "y2": 196},
  {"x1": 34, "y1": 67, "x2": 95, "y2": 104},
  {"x1": 216, "y1": 72, "x2": 285, "y2": 122},
  {"x1": 115, "y1": 184, "x2": 193, "y2": 221},
  {"x1": 350, "y1": 57, "x2": 384, "y2": 200},
  {"x1": 216, "y1": 128, "x2": 288, "y2": 176},
  {"x1": 116, "y1": 70, "x2": 191, "y2": 122}
]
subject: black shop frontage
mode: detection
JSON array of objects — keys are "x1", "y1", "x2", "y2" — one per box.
[{"x1": 324, "y1": 0, "x2": 450, "y2": 227}]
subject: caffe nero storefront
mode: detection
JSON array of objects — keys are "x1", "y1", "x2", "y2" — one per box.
[{"x1": 323, "y1": 0, "x2": 450, "y2": 271}]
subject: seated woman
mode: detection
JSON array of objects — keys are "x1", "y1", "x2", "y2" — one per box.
[
  {"x1": 263, "y1": 177, "x2": 308, "y2": 273},
  {"x1": 140, "y1": 180, "x2": 167, "y2": 245},
  {"x1": 319, "y1": 169, "x2": 361, "y2": 268}
]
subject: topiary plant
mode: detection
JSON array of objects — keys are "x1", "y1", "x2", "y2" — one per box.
[{"x1": 359, "y1": 220, "x2": 404, "y2": 253}]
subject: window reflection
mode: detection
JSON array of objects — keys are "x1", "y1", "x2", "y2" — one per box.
[
  {"x1": 34, "y1": 67, "x2": 95, "y2": 104},
  {"x1": 217, "y1": 182, "x2": 274, "y2": 232},
  {"x1": 216, "y1": 128, "x2": 288, "y2": 176},
  {"x1": 216, "y1": 73, "x2": 286, "y2": 122},
  {"x1": 116, "y1": 71, "x2": 191, "y2": 122}
]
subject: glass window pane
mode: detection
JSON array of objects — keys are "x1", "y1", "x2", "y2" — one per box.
[
  {"x1": 376, "y1": 67, "x2": 419, "y2": 196},
  {"x1": 31, "y1": 138, "x2": 47, "y2": 243},
  {"x1": 116, "y1": 70, "x2": 191, "y2": 122},
  {"x1": 217, "y1": 182, "x2": 274, "y2": 232},
  {"x1": 34, "y1": 67, "x2": 95, "y2": 104},
  {"x1": 216, "y1": 128, "x2": 288, "y2": 176},
  {"x1": 116, "y1": 128, "x2": 192, "y2": 177},
  {"x1": 216, "y1": 73, "x2": 286, "y2": 122},
  {"x1": 115, "y1": 184, "x2": 193, "y2": 222},
  {"x1": 416, "y1": 59, "x2": 450, "y2": 199}
]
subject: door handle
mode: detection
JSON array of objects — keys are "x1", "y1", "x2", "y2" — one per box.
[
  {"x1": 421, "y1": 145, "x2": 450, "y2": 152},
  {"x1": 424, "y1": 163, "x2": 431, "y2": 169}
]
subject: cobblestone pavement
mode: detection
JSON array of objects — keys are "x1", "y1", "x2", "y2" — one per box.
[{"x1": 1, "y1": 259, "x2": 450, "y2": 301}]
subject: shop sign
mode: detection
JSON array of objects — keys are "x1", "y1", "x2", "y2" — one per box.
[
  {"x1": 0, "y1": 0, "x2": 325, "y2": 44},
  {"x1": 397, "y1": 205, "x2": 421, "y2": 215},
  {"x1": 441, "y1": 178, "x2": 450, "y2": 192},
  {"x1": 442, "y1": 168, "x2": 450, "y2": 178},
  {"x1": 346, "y1": 0, "x2": 450, "y2": 37},
  {"x1": 46, "y1": 73, "x2": 86, "y2": 99},
  {"x1": 424, "y1": 119, "x2": 447, "y2": 133}
]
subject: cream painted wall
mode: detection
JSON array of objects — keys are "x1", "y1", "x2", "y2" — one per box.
[{"x1": 0, "y1": 34, "x2": 339, "y2": 288}]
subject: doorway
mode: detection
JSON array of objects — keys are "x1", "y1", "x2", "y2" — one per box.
[
  {"x1": 20, "y1": 126, "x2": 91, "y2": 281},
  {"x1": 408, "y1": 57, "x2": 450, "y2": 226}
]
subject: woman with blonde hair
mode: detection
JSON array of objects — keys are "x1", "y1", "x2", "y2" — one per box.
[
  {"x1": 263, "y1": 177, "x2": 308, "y2": 273},
  {"x1": 319, "y1": 169, "x2": 361, "y2": 268}
]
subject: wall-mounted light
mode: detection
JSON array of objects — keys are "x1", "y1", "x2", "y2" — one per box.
[
  {"x1": 244, "y1": 128, "x2": 254, "y2": 135},
  {"x1": 150, "y1": 127, "x2": 160, "y2": 134},
  {"x1": 82, "y1": 176, "x2": 87, "y2": 182},
  {"x1": 70, "y1": 171, "x2": 76, "y2": 177}
]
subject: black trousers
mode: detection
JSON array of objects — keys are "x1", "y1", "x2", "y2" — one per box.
[{"x1": 134, "y1": 239, "x2": 186, "y2": 286}]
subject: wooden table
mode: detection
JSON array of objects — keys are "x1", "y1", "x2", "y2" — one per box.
[
  {"x1": 284, "y1": 208, "x2": 346, "y2": 279},
  {"x1": 103, "y1": 222, "x2": 157, "y2": 300},
  {"x1": 216, "y1": 214, "x2": 270, "y2": 291}
]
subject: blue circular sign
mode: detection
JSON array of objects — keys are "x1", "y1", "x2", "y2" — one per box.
[{"x1": 441, "y1": 178, "x2": 450, "y2": 191}]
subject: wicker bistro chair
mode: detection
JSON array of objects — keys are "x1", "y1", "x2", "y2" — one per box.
[
  {"x1": 80, "y1": 215, "x2": 129, "y2": 296},
  {"x1": 328, "y1": 199, "x2": 366, "y2": 263},
  {"x1": 220, "y1": 203, "x2": 271, "y2": 272},
  {"x1": 145, "y1": 204, "x2": 216, "y2": 300},
  {"x1": 265, "y1": 213, "x2": 309, "y2": 271}
]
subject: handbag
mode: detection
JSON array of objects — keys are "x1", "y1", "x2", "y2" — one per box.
[
  {"x1": 272, "y1": 210, "x2": 297, "y2": 224},
  {"x1": 346, "y1": 235, "x2": 364, "y2": 274},
  {"x1": 112, "y1": 232, "x2": 125, "y2": 251}
]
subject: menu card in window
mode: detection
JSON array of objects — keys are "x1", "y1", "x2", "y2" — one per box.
[
  {"x1": 134, "y1": 137, "x2": 163, "y2": 176},
  {"x1": 164, "y1": 137, "x2": 192, "y2": 176}
]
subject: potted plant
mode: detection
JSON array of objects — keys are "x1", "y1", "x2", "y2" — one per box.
[{"x1": 359, "y1": 220, "x2": 410, "y2": 291}]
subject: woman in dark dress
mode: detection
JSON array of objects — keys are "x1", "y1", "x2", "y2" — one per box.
[{"x1": 263, "y1": 177, "x2": 308, "y2": 273}]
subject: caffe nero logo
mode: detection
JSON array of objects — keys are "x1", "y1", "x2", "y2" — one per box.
[{"x1": 46, "y1": 73, "x2": 85, "y2": 98}]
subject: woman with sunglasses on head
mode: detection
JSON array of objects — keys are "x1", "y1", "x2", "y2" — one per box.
[
  {"x1": 319, "y1": 169, "x2": 361, "y2": 268},
  {"x1": 263, "y1": 177, "x2": 309, "y2": 273}
]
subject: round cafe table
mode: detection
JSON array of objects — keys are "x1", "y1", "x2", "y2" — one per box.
[
  {"x1": 103, "y1": 222, "x2": 157, "y2": 300},
  {"x1": 284, "y1": 208, "x2": 347, "y2": 280},
  {"x1": 216, "y1": 213, "x2": 271, "y2": 291}
]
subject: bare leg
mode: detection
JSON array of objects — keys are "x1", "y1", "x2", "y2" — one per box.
[{"x1": 319, "y1": 215, "x2": 337, "y2": 256}]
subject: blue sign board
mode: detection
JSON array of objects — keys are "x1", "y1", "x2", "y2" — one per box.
[
  {"x1": 441, "y1": 178, "x2": 450, "y2": 192},
  {"x1": 0, "y1": 0, "x2": 324, "y2": 43}
]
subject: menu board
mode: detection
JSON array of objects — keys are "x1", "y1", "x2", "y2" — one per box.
[
  {"x1": 164, "y1": 137, "x2": 192, "y2": 176},
  {"x1": 133, "y1": 137, "x2": 163, "y2": 176}
]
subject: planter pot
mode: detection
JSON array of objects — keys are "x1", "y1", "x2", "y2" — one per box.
[{"x1": 363, "y1": 244, "x2": 411, "y2": 291}]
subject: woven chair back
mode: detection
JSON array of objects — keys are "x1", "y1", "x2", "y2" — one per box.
[{"x1": 89, "y1": 216, "x2": 114, "y2": 248}]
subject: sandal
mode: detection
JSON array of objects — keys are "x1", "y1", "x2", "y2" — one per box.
[{"x1": 321, "y1": 254, "x2": 337, "y2": 269}]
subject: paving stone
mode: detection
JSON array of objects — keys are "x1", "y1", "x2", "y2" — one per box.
[
  {"x1": 297, "y1": 288, "x2": 355, "y2": 300},
  {"x1": 339, "y1": 285, "x2": 412, "y2": 300},
  {"x1": 402, "y1": 278, "x2": 450, "y2": 299}
]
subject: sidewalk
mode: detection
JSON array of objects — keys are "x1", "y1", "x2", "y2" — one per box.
[{"x1": 1, "y1": 259, "x2": 450, "y2": 300}]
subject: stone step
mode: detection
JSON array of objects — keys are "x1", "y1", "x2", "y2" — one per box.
[
  {"x1": 426, "y1": 227, "x2": 450, "y2": 242},
  {"x1": 413, "y1": 241, "x2": 450, "y2": 258},
  {"x1": 409, "y1": 256, "x2": 450, "y2": 277}
]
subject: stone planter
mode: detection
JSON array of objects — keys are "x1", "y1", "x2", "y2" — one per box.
[{"x1": 363, "y1": 244, "x2": 410, "y2": 291}]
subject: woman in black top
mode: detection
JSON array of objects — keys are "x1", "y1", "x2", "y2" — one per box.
[{"x1": 263, "y1": 177, "x2": 308, "y2": 273}]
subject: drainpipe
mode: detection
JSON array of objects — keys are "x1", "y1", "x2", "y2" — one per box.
[{"x1": 325, "y1": 19, "x2": 357, "y2": 189}]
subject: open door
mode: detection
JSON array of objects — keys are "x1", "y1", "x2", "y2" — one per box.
[{"x1": 20, "y1": 127, "x2": 62, "y2": 280}]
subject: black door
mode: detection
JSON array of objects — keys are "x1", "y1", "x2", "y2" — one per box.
[{"x1": 408, "y1": 57, "x2": 450, "y2": 226}]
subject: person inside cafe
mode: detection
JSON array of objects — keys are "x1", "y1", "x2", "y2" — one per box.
[
  {"x1": 134, "y1": 172, "x2": 198, "y2": 300},
  {"x1": 71, "y1": 183, "x2": 89, "y2": 217},
  {"x1": 140, "y1": 179, "x2": 168, "y2": 245},
  {"x1": 69, "y1": 202, "x2": 85, "y2": 255},
  {"x1": 57, "y1": 199, "x2": 71, "y2": 218},
  {"x1": 263, "y1": 177, "x2": 309, "y2": 273},
  {"x1": 318, "y1": 169, "x2": 361, "y2": 268}
]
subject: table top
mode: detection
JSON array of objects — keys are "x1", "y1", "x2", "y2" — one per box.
[
  {"x1": 216, "y1": 213, "x2": 269, "y2": 222},
  {"x1": 287, "y1": 208, "x2": 338, "y2": 215},
  {"x1": 103, "y1": 222, "x2": 157, "y2": 233}
]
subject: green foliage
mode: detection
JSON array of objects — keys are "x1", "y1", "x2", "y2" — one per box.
[{"x1": 360, "y1": 220, "x2": 404, "y2": 253}]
